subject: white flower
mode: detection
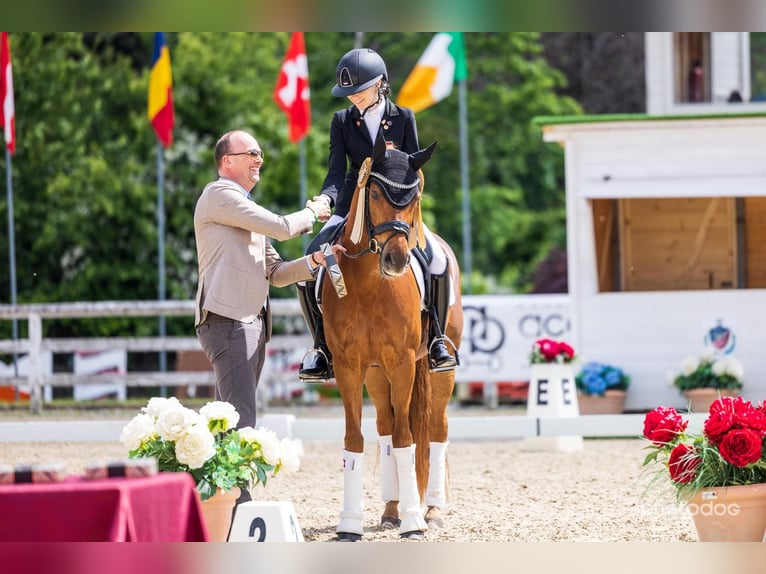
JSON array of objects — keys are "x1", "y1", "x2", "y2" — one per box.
[
  {"x1": 721, "y1": 355, "x2": 744, "y2": 380},
  {"x1": 679, "y1": 356, "x2": 700, "y2": 376},
  {"x1": 119, "y1": 413, "x2": 156, "y2": 451},
  {"x1": 142, "y1": 396, "x2": 183, "y2": 418},
  {"x1": 700, "y1": 347, "x2": 717, "y2": 362},
  {"x1": 174, "y1": 424, "x2": 216, "y2": 469},
  {"x1": 199, "y1": 401, "x2": 239, "y2": 433},
  {"x1": 278, "y1": 438, "x2": 302, "y2": 474},
  {"x1": 241, "y1": 427, "x2": 281, "y2": 466},
  {"x1": 155, "y1": 405, "x2": 196, "y2": 442}
]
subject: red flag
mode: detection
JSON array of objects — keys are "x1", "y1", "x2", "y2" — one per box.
[
  {"x1": 1, "y1": 32, "x2": 15, "y2": 154},
  {"x1": 274, "y1": 32, "x2": 311, "y2": 143}
]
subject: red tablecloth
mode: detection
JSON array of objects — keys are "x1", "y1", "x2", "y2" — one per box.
[{"x1": 0, "y1": 471, "x2": 209, "y2": 541}]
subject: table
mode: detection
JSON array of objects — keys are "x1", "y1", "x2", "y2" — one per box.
[{"x1": 0, "y1": 471, "x2": 208, "y2": 541}]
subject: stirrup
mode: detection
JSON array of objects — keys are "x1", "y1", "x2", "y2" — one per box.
[
  {"x1": 428, "y1": 336, "x2": 460, "y2": 373},
  {"x1": 298, "y1": 348, "x2": 332, "y2": 382}
]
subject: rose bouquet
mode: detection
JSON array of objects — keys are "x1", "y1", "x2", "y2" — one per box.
[
  {"x1": 641, "y1": 396, "x2": 766, "y2": 500},
  {"x1": 119, "y1": 397, "x2": 301, "y2": 501},
  {"x1": 529, "y1": 338, "x2": 576, "y2": 364},
  {"x1": 575, "y1": 361, "x2": 630, "y2": 396},
  {"x1": 670, "y1": 350, "x2": 744, "y2": 392}
]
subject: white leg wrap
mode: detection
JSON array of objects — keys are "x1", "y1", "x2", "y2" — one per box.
[
  {"x1": 337, "y1": 449, "x2": 365, "y2": 535},
  {"x1": 425, "y1": 441, "x2": 449, "y2": 508},
  {"x1": 379, "y1": 435, "x2": 399, "y2": 503},
  {"x1": 393, "y1": 445, "x2": 428, "y2": 534}
]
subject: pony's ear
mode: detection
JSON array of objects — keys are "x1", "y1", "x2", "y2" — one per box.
[
  {"x1": 409, "y1": 141, "x2": 437, "y2": 172},
  {"x1": 373, "y1": 131, "x2": 387, "y2": 164}
]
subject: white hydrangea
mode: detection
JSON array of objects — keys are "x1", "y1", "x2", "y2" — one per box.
[
  {"x1": 155, "y1": 405, "x2": 196, "y2": 442},
  {"x1": 679, "y1": 356, "x2": 700, "y2": 376},
  {"x1": 718, "y1": 355, "x2": 744, "y2": 380},
  {"x1": 199, "y1": 401, "x2": 239, "y2": 432},
  {"x1": 174, "y1": 424, "x2": 216, "y2": 469},
  {"x1": 278, "y1": 438, "x2": 302, "y2": 474},
  {"x1": 119, "y1": 413, "x2": 156, "y2": 451}
]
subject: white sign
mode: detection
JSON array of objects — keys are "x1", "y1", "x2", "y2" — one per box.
[{"x1": 456, "y1": 294, "x2": 571, "y2": 383}]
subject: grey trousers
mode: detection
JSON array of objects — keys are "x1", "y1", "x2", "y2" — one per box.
[{"x1": 195, "y1": 312, "x2": 266, "y2": 429}]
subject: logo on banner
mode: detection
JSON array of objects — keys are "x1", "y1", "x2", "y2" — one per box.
[{"x1": 704, "y1": 319, "x2": 735, "y2": 354}]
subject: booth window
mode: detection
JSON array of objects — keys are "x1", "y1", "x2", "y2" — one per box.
[{"x1": 592, "y1": 196, "x2": 766, "y2": 293}]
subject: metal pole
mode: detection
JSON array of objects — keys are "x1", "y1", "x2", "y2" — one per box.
[
  {"x1": 354, "y1": 32, "x2": 365, "y2": 49},
  {"x1": 5, "y1": 148, "x2": 18, "y2": 388},
  {"x1": 299, "y1": 138, "x2": 308, "y2": 251},
  {"x1": 157, "y1": 141, "x2": 167, "y2": 396},
  {"x1": 458, "y1": 79, "x2": 472, "y2": 293}
]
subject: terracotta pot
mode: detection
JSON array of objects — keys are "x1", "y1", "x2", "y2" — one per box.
[
  {"x1": 577, "y1": 389, "x2": 627, "y2": 414},
  {"x1": 687, "y1": 483, "x2": 766, "y2": 542},
  {"x1": 682, "y1": 388, "x2": 739, "y2": 414},
  {"x1": 199, "y1": 487, "x2": 241, "y2": 542}
]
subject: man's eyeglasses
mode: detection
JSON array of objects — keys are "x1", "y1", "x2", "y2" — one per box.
[{"x1": 227, "y1": 148, "x2": 264, "y2": 160}]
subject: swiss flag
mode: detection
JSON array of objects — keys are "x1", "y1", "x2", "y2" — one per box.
[
  {"x1": 1, "y1": 32, "x2": 15, "y2": 155},
  {"x1": 274, "y1": 32, "x2": 310, "y2": 143}
]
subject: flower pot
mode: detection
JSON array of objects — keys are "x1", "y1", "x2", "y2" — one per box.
[
  {"x1": 682, "y1": 388, "x2": 739, "y2": 414},
  {"x1": 686, "y1": 483, "x2": 766, "y2": 542},
  {"x1": 199, "y1": 487, "x2": 241, "y2": 542},
  {"x1": 577, "y1": 389, "x2": 627, "y2": 414}
]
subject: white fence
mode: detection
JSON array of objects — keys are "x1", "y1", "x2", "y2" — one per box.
[{"x1": 0, "y1": 299, "x2": 311, "y2": 413}]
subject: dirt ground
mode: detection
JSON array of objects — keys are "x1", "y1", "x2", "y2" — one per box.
[{"x1": 0, "y1": 436, "x2": 699, "y2": 542}]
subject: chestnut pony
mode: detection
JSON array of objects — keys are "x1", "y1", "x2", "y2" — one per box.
[{"x1": 320, "y1": 134, "x2": 463, "y2": 541}]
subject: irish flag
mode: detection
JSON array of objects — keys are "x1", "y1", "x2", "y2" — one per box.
[{"x1": 397, "y1": 32, "x2": 467, "y2": 113}]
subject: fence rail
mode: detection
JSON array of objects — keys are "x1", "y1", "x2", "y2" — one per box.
[{"x1": 0, "y1": 299, "x2": 310, "y2": 413}]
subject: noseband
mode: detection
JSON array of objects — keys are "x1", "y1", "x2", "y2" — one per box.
[{"x1": 344, "y1": 179, "x2": 417, "y2": 259}]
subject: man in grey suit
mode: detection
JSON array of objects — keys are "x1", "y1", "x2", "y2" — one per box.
[{"x1": 194, "y1": 129, "x2": 340, "y2": 430}]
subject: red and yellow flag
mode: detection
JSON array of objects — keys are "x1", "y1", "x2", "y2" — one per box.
[{"x1": 148, "y1": 32, "x2": 174, "y2": 148}]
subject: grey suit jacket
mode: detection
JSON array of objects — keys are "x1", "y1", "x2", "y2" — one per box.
[{"x1": 194, "y1": 178, "x2": 317, "y2": 339}]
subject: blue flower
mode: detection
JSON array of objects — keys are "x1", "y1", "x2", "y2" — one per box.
[{"x1": 575, "y1": 362, "x2": 630, "y2": 396}]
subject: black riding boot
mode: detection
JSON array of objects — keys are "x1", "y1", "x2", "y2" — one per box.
[
  {"x1": 428, "y1": 270, "x2": 458, "y2": 372},
  {"x1": 297, "y1": 282, "x2": 332, "y2": 381}
]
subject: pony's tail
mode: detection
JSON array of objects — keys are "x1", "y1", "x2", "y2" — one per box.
[{"x1": 410, "y1": 356, "x2": 431, "y2": 501}]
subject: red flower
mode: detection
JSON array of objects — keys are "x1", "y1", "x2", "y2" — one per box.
[
  {"x1": 709, "y1": 396, "x2": 766, "y2": 437},
  {"x1": 539, "y1": 339, "x2": 560, "y2": 361},
  {"x1": 643, "y1": 406, "x2": 688, "y2": 446},
  {"x1": 704, "y1": 407, "x2": 734, "y2": 445},
  {"x1": 668, "y1": 443, "x2": 701, "y2": 483},
  {"x1": 718, "y1": 428, "x2": 764, "y2": 467},
  {"x1": 558, "y1": 342, "x2": 575, "y2": 360}
]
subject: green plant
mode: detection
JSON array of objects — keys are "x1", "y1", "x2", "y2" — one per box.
[
  {"x1": 642, "y1": 397, "x2": 766, "y2": 501},
  {"x1": 671, "y1": 351, "x2": 744, "y2": 392},
  {"x1": 120, "y1": 397, "x2": 301, "y2": 501},
  {"x1": 575, "y1": 362, "x2": 630, "y2": 396}
]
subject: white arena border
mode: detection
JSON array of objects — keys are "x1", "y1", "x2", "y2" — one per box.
[{"x1": 0, "y1": 413, "x2": 707, "y2": 443}]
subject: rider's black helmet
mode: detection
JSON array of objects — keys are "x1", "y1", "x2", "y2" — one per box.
[{"x1": 331, "y1": 48, "x2": 388, "y2": 97}]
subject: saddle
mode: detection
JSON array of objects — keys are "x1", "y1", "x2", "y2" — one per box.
[{"x1": 312, "y1": 219, "x2": 434, "y2": 313}]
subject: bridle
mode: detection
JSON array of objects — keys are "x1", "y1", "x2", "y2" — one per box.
[{"x1": 342, "y1": 177, "x2": 418, "y2": 260}]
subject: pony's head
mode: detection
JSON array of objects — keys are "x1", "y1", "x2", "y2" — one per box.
[{"x1": 349, "y1": 133, "x2": 436, "y2": 277}]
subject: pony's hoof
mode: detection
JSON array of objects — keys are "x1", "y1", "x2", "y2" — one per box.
[
  {"x1": 426, "y1": 516, "x2": 445, "y2": 529},
  {"x1": 380, "y1": 515, "x2": 401, "y2": 529},
  {"x1": 425, "y1": 507, "x2": 445, "y2": 529},
  {"x1": 336, "y1": 532, "x2": 363, "y2": 542},
  {"x1": 399, "y1": 530, "x2": 426, "y2": 540}
]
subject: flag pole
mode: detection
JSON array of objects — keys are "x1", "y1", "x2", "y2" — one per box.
[
  {"x1": 458, "y1": 77, "x2": 471, "y2": 293},
  {"x1": 5, "y1": 147, "x2": 18, "y2": 384},
  {"x1": 156, "y1": 141, "x2": 167, "y2": 395},
  {"x1": 299, "y1": 138, "x2": 308, "y2": 251}
]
